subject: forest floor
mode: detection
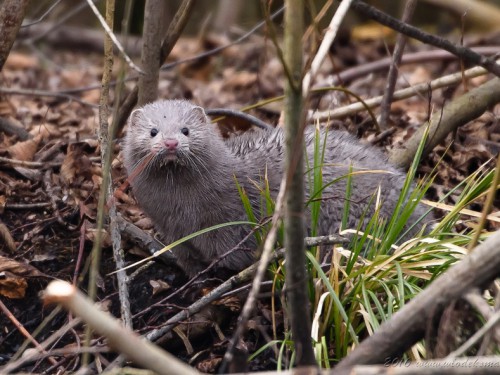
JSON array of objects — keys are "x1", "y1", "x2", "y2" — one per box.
[{"x1": 1, "y1": 27, "x2": 500, "y2": 373}]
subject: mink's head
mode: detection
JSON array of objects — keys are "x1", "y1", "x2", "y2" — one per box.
[{"x1": 124, "y1": 100, "x2": 224, "y2": 176}]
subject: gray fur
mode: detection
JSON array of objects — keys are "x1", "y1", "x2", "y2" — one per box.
[{"x1": 124, "y1": 100, "x2": 429, "y2": 277}]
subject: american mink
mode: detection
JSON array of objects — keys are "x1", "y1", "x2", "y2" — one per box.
[{"x1": 124, "y1": 100, "x2": 429, "y2": 277}]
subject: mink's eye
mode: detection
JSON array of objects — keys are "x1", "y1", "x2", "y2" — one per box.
[
  {"x1": 181, "y1": 127, "x2": 189, "y2": 136},
  {"x1": 150, "y1": 128, "x2": 159, "y2": 137}
]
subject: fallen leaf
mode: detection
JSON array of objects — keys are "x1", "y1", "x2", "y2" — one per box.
[
  {"x1": 150, "y1": 279, "x2": 171, "y2": 295},
  {"x1": 7, "y1": 134, "x2": 42, "y2": 161}
]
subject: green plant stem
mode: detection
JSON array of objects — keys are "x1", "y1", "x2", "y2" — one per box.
[{"x1": 283, "y1": 0, "x2": 317, "y2": 367}]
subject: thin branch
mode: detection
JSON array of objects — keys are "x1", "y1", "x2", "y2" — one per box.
[
  {"x1": 205, "y1": 108, "x2": 274, "y2": 130},
  {"x1": 84, "y1": 0, "x2": 143, "y2": 74},
  {"x1": 378, "y1": 0, "x2": 418, "y2": 129},
  {"x1": 21, "y1": 0, "x2": 64, "y2": 27},
  {"x1": 302, "y1": 0, "x2": 354, "y2": 95},
  {"x1": 313, "y1": 58, "x2": 500, "y2": 122},
  {"x1": 350, "y1": 0, "x2": 500, "y2": 77}
]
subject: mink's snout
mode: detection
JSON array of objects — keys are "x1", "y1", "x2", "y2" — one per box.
[{"x1": 164, "y1": 139, "x2": 179, "y2": 151}]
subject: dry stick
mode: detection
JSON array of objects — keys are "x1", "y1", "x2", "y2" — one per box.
[
  {"x1": 0, "y1": 299, "x2": 58, "y2": 367},
  {"x1": 4, "y1": 313, "x2": 82, "y2": 373},
  {"x1": 20, "y1": 0, "x2": 64, "y2": 28},
  {"x1": 302, "y1": 0, "x2": 354, "y2": 95},
  {"x1": 333, "y1": 228, "x2": 500, "y2": 374},
  {"x1": 43, "y1": 281, "x2": 198, "y2": 375},
  {"x1": 116, "y1": 0, "x2": 196, "y2": 130},
  {"x1": 281, "y1": 0, "x2": 317, "y2": 368},
  {"x1": 329, "y1": 46, "x2": 500, "y2": 86},
  {"x1": 145, "y1": 250, "x2": 286, "y2": 342},
  {"x1": 388, "y1": 77, "x2": 500, "y2": 169},
  {"x1": 313, "y1": 58, "x2": 500, "y2": 122},
  {"x1": 350, "y1": 0, "x2": 500, "y2": 77},
  {"x1": 0, "y1": 0, "x2": 29, "y2": 71},
  {"x1": 205, "y1": 108, "x2": 273, "y2": 130},
  {"x1": 138, "y1": 0, "x2": 167, "y2": 105},
  {"x1": 378, "y1": 0, "x2": 418, "y2": 129},
  {"x1": 84, "y1": 0, "x2": 142, "y2": 74}
]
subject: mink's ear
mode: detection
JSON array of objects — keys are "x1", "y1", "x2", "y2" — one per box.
[
  {"x1": 129, "y1": 108, "x2": 143, "y2": 127},
  {"x1": 191, "y1": 106, "x2": 209, "y2": 124}
]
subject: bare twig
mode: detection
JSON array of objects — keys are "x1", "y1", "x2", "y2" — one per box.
[
  {"x1": 84, "y1": 0, "x2": 143, "y2": 74},
  {"x1": 302, "y1": 0, "x2": 354, "y2": 95},
  {"x1": 145, "y1": 249, "x2": 285, "y2": 343},
  {"x1": 378, "y1": 0, "x2": 418, "y2": 129},
  {"x1": 205, "y1": 108, "x2": 274, "y2": 130},
  {"x1": 350, "y1": 0, "x2": 500, "y2": 77},
  {"x1": 0, "y1": 299, "x2": 58, "y2": 367},
  {"x1": 328, "y1": 46, "x2": 500, "y2": 86},
  {"x1": 313, "y1": 58, "x2": 500, "y2": 122},
  {"x1": 0, "y1": 156, "x2": 60, "y2": 169},
  {"x1": 21, "y1": 0, "x2": 64, "y2": 28}
]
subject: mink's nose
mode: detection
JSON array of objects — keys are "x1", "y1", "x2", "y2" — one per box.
[{"x1": 164, "y1": 139, "x2": 178, "y2": 151}]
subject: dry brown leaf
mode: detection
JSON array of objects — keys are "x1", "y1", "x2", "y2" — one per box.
[
  {"x1": 0, "y1": 274, "x2": 28, "y2": 299},
  {"x1": 7, "y1": 134, "x2": 42, "y2": 161},
  {"x1": 0, "y1": 221, "x2": 15, "y2": 252},
  {"x1": 29, "y1": 124, "x2": 61, "y2": 140},
  {"x1": 60, "y1": 142, "x2": 93, "y2": 184},
  {"x1": 196, "y1": 357, "x2": 222, "y2": 373},
  {"x1": 85, "y1": 228, "x2": 111, "y2": 248},
  {"x1": 0, "y1": 255, "x2": 46, "y2": 277}
]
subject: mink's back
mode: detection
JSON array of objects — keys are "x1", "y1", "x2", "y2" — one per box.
[{"x1": 226, "y1": 127, "x2": 428, "y2": 237}]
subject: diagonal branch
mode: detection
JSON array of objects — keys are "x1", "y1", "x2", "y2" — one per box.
[{"x1": 350, "y1": 0, "x2": 500, "y2": 77}]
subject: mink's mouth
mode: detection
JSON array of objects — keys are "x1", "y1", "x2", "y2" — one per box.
[{"x1": 157, "y1": 149, "x2": 181, "y2": 166}]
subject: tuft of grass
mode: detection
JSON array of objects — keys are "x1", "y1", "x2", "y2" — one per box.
[{"x1": 246, "y1": 125, "x2": 497, "y2": 368}]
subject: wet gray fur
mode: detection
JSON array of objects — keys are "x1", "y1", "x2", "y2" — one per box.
[{"x1": 124, "y1": 100, "x2": 429, "y2": 277}]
